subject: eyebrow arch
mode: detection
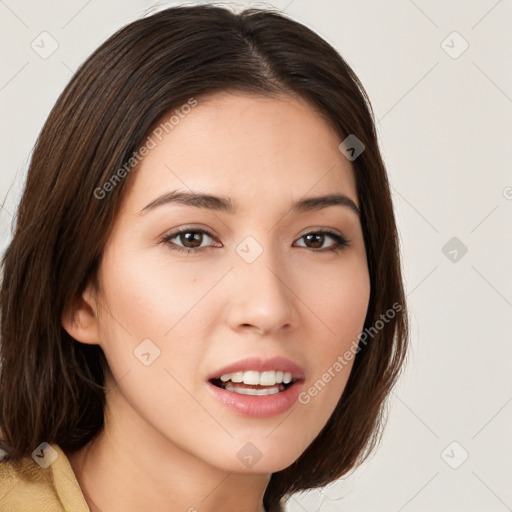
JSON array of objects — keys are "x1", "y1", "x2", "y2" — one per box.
[{"x1": 138, "y1": 190, "x2": 360, "y2": 217}]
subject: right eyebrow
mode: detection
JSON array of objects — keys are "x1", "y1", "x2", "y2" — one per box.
[{"x1": 139, "y1": 190, "x2": 236, "y2": 216}]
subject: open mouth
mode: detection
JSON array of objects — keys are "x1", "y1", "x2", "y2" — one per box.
[
  {"x1": 206, "y1": 366, "x2": 306, "y2": 416},
  {"x1": 209, "y1": 378, "x2": 296, "y2": 396}
]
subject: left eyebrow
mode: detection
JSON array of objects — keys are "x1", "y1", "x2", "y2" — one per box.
[
  {"x1": 291, "y1": 194, "x2": 360, "y2": 217},
  {"x1": 138, "y1": 190, "x2": 360, "y2": 217}
]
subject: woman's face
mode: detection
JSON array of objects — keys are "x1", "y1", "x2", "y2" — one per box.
[{"x1": 88, "y1": 91, "x2": 370, "y2": 473}]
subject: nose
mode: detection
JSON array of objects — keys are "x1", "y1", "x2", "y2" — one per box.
[{"x1": 226, "y1": 247, "x2": 298, "y2": 336}]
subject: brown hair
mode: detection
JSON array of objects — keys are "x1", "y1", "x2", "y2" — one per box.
[{"x1": 0, "y1": 5, "x2": 408, "y2": 511}]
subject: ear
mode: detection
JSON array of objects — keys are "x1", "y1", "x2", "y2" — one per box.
[{"x1": 61, "y1": 282, "x2": 101, "y2": 345}]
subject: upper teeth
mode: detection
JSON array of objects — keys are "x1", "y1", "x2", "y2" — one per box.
[{"x1": 219, "y1": 370, "x2": 293, "y2": 386}]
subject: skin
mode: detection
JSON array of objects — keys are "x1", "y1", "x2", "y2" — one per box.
[{"x1": 62, "y1": 91, "x2": 371, "y2": 512}]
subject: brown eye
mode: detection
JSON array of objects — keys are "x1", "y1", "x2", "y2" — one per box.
[
  {"x1": 178, "y1": 231, "x2": 204, "y2": 248},
  {"x1": 161, "y1": 228, "x2": 219, "y2": 253},
  {"x1": 303, "y1": 233, "x2": 325, "y2": 249},
  {"x1": 294, "y1": 230, "x2": 350, "y2": 252}
]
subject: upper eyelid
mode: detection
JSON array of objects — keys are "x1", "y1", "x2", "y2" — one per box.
[{"x1": 164, "y1": 226, "x2": 345, "y2": 238}]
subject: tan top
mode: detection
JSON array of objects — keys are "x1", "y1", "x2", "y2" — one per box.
[{"x1": 0, "y1": 443, "x2": 90, "y2": 512}]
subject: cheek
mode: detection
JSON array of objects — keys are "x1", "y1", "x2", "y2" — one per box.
[
  {"x1": 296, "y1": 258, "x2": 370, "y2": 418},
  {"x1": 93, "y1": 253, "x2": 218, "y2": 427},
  {"x1": 95, "y1": 248, "x2": 228, "y2": 401},
  {"x1": 98, "y1": 245, "x2": 220, "y2": 340},
  {"x1": 303, "y1": 252, "x2": 370, "y2": 347}
]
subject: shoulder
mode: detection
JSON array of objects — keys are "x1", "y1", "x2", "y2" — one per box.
[{"x1": 0, "y1": 443, "x2": 90, "y2": 512}]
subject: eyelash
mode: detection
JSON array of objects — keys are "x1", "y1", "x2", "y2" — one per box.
[{"x1": 160, "y1": 227, "x2": 350, "y2": 254}]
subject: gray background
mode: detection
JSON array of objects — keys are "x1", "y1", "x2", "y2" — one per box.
[{"x1": 0, "y1": 1, "x2": 511, "y2": 511}]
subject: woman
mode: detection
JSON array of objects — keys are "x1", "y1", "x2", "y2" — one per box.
[{"x1": 0, "y1": 4, "x2": 408, "y2": 512}]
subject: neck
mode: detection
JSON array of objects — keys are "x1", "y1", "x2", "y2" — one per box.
[{"x1": 66, "y1": 375, "x2": 270, "y2": 512}]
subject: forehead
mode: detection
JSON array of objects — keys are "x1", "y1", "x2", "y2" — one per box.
[{"x1": 124, "y1": 91, "x2": 358, "y2": 213}]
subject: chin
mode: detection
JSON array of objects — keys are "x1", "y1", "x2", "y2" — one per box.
[{"x1": 215, "y1": 436, "x2": 307, "y2": 474}]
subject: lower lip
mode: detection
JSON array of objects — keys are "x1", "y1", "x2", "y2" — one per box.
[{"x1": 206, "y1": 380, "x2": 305, "y2": 418}]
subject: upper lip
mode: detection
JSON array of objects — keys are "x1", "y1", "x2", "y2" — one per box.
[{"x1": 207, "y1": 356, "x2": 306, "y2": 381}]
